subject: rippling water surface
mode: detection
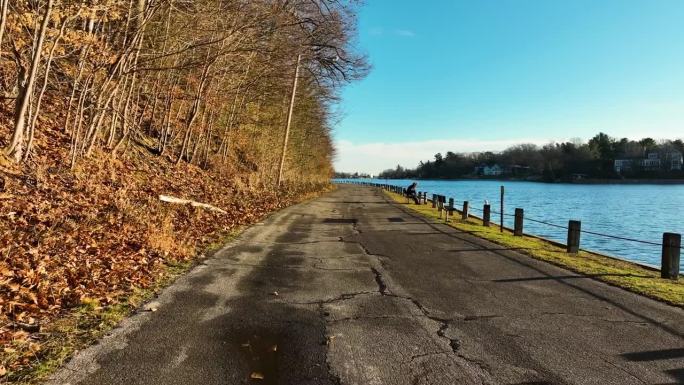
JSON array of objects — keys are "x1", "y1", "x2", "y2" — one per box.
[{"x1": 335, "y1": 178, "x2": 684, "y2": 271}]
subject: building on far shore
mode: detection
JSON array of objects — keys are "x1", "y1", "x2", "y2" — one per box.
[
  {"x1": 614, "y1": 159, "x2": 634, "y2": 173},
  {"x1": 473, "y1": 164, "x2": 504, "y2": 176},
  {"x1": 640, "y1": 152, "x2": 661, "y2": 171},
  {"x1": 614, "y1": 150, "x2": 683, "y2": 174},
  {"x1": 666, "y1": 151, "x2": 683, "y2": 171}
]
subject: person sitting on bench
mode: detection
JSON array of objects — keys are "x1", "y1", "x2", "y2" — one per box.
[{"x1": 405, "y1": 182, "x2": 420, "y2": 204}]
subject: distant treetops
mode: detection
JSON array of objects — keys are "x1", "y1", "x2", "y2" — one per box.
[{"x1": 378, "y1": 133, "x2": 684, "y2": 181}]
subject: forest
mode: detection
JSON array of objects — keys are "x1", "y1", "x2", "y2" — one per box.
[
  {"x1": 0, "y1": 0, "x2": 366, "y2": 378},
  {"x1": 379, "y1": 133, "x2": 684, "y2": 181}
]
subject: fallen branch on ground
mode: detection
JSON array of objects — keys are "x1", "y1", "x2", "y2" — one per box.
[{"x1": 159, "y1": 194, "x2": 227, "y2": 214}]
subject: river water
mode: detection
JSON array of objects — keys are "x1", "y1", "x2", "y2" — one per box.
[{"x1": 335, "y1": 178, "x2": 684, "y2": 271}]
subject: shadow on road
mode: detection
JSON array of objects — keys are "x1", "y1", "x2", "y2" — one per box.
[
  {"x1": 621, "y1": 348, "x2": 684, "y2": 384},
  {"x1": 492, "y1": 273, "x2": 652, "y2": 283},
  {"x1": 385, "y1": 195, "x2": 684, "y2": 342},
  {"x1": 80, "y1": 215, "x2": 339, "y2": 385}
]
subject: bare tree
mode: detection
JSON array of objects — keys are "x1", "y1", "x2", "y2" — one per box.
[
  {"x1": 1, "y1": 0, "x2": 367, "y2": 186},
  {"x1": 5, "y1": 0, "x2": 54, "y2": 161}
]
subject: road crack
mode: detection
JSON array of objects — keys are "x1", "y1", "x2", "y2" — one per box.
[
  {"x1": 352, "y1": 237, "x2": 467, "y2": 357},
  {"x1": 289, "y1": 291, "x2": 378, "y2": 305},
  {"x1": 327, "y1": 314, "x2": 412, "y2": 324},
  {"x1": 410, "y1": 351, "x2": 450, "y2": 362},
  {"x1": 601, "y1": 358, "x2": 647, "y2": 385},
  {"x1": 462, "y1": 315, "x2": 503, "y2": 322},
  {"x1": 371, "y1": 267, "x2": 388, "y2": 295}
]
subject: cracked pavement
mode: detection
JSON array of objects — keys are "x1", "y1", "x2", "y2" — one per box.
[{"x1": 48, "y1": 185, "x2": 684, "y2": 385}]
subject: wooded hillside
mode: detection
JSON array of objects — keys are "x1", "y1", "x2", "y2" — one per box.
[
  {"x1": 0, "y1": 0, "x2": 366, "y2": 176},
  {"x1": 0, "y1": 0, "x2": 366, "y2": 378}
]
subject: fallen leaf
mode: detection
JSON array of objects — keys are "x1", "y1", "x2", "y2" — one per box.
[{"x1": 250, "y1": 372, "x2": 264, "y2": 380}]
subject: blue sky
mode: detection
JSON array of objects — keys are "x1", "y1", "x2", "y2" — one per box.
[{"x1": 333, "y1": 0, "x2": 684, "y2": 173}]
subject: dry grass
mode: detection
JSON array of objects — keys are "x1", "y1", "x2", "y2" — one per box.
[{"x1": 145, "y1": 213, "x2": 194, "y2": 259}]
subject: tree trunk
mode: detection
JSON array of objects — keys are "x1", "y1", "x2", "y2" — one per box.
[
  {"x1": 64, "y1": 46, "x2": 90, "y2": 133},
  {"x1": 147, "y1": 0, "x2": 172, "y2": 135},
  {"x1": 217, "y1": 53, "x2": 254, "y2": 157},
  {"x1": 71, "y1": 76, "x2": 93, "y2": 168},
  {"x1": 203, "y1": 111, "x2": 215, "y2": 167},
  {"x1": 24, "y1": 13, "x2": 73, "y2": 161},
  {"x1": 176, "y1": 51, "x2": 212, "y2": 164},
  {"x1": 277, "y1": 54, "x2": 301, "y2": 187},
  {"x1": 176, "y1": 96, "x2": 201, "y2": 165},
  {"x1": 0, "y1": 0, "x2": 9, "y2": 58},
  {"x1": 5, "y1": 0, "x2": 54, "y2": 162}
]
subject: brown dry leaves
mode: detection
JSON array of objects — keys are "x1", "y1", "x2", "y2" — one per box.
[{"x1": 0, "y1": 119, "x2": 327, "y2": 377}]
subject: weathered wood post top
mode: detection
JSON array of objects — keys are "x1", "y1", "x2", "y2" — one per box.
[
  {"x1": 567, "y1": 220, "x2": 581, "y2": 254},
  {"x1": 514, "y1": 208, "x2": 524, "y2": 236},
  {"x1": 661, "y1": 232, "x2": 681, "y2": 280}
]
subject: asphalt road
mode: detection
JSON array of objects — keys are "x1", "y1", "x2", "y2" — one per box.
[{"x1": 49, "y1": 185, "x2": 684, "y2": 385}]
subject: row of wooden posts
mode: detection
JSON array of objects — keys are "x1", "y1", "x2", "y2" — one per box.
[{"x1": 376, "y1": 183, "x2": 680, "y2": 280}]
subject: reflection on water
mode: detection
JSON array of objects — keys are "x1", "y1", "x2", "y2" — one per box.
[{"x1": 336, "y1": 178, "x2": 684, "y2": 271}]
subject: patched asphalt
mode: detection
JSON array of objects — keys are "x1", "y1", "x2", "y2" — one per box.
[{"x1": 48, "y1": 185, "x2": 684, "y2": 385}]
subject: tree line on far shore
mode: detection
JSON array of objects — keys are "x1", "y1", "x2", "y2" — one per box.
[{"x1": 378, "y1": 133, "x2": 684, "y2": 181}]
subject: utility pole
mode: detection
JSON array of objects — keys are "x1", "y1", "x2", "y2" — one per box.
[{"x1": 277, "y1": 54, "x2": 302, "y2": 187}]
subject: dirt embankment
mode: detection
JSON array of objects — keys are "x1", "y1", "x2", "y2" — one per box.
[{"x1": 0, "y1": 126, "x2": 329, "y2": 378}]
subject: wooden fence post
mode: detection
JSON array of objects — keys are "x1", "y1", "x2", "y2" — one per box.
[
  {"x1": 462, "y1": 201, "x2": 469, "y2": 220},
  {"x1": 483, "y1": 204, "x2": 491, "y2": 227},
  {"x1": 500, "y1": 186, "x2": 505, "y2": 233},
  {"x1": 514, "y1": 208, "x2": 523, "y2": 236},
  {"x1": 448, "y1": 197, "x2": 454, "y2": 215},
  {"x1": 432, "y1": 194, "x2": 436, "y2": 208},
  {"x1": 661, "y1": 233, "x2": 680, "y2": 280},
  {"x1": 567, "y1": 220, "x2": 581, "y2": 253}
]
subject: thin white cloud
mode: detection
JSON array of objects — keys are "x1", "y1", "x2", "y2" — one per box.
[
  {"x1": 333, "y1": 138, "x2": 555, "y2": 175},
  {"x1": 394, "y1": 29, "x2": 416, "y2": 37},
  {"x1": 368, "y1": 27, "x2": 416, "y2": 38},
  {"x1": 369, "y1": 27, "x2": 384, "y2": 36}
]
